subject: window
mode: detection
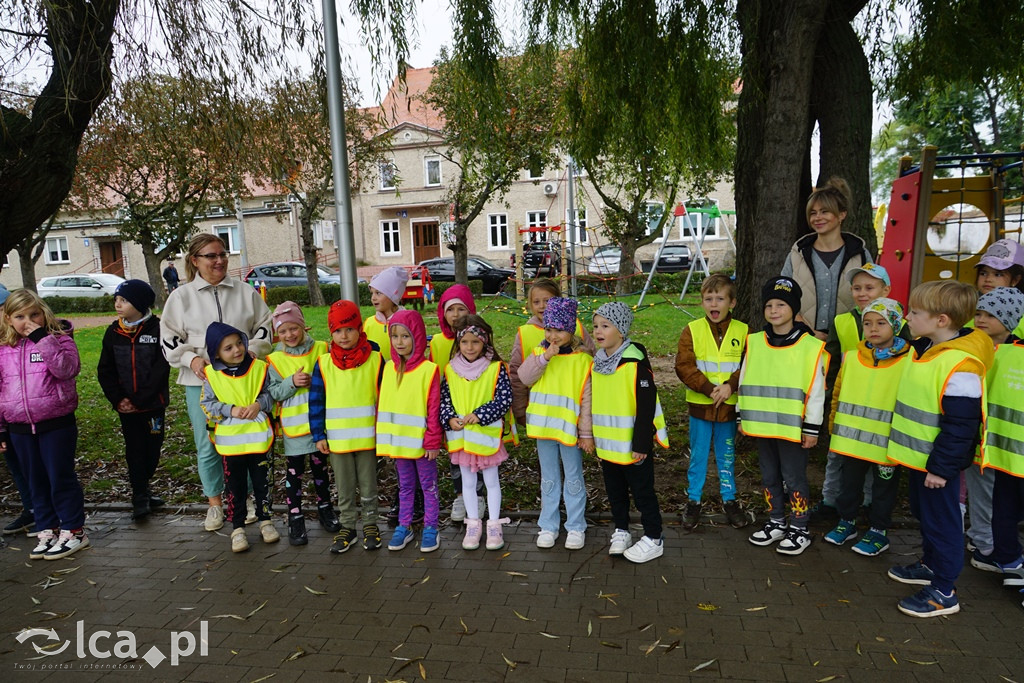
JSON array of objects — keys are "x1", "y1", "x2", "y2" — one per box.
[
  {"x1": 379, "y1": 162, "x2": 397, "y2": 190},
  {"x1": 642, "y1": 202, "x2": 666, "y2": 237},
  {"x1": 424, "y1": 157, "x2": 441, "y2": 187},
  {"x1": 680, "y1": 199, "x2": 721, "y2": 240},
  {"x1": 526, "y1": 160, "x2": 544, "y2": 180},
  {"x1": 214, "y1": 225, "x2": 239, "y2": 253},
  {"x1": 45, "y1": 236, "x2": 70, "y2": 264},
  {"x1": 565, "y1": 208, "x2": 589, "y2": 245},
  {"x1": 380, "y1": 220, "x2": 401, "y2": 255},
  {"x1": 526, "y1": 210, "x2": 547, "y2": 243},
  {"x1": 488, "y1": 214, "x2": 509, "y2": 249}
]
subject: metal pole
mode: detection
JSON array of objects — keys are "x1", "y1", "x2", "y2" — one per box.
[
  {"x1": 636, "y1": 215, "x2": 672, "y2": 307},
  {"x1": 565, "y1": 155, "x2": 578, "y2": 297},
  {"x1": 321, "y1": 0, "x2": 358, "y2": 302},
  {"x1": 234, "y1": 195, "x2": 248, "y2": 271}
]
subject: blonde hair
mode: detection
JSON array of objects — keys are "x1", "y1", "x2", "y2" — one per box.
[
  {"x1": 527, "y1": 277, "x2": 561, "y2": 301},
  {"x1": 0, "y1": 289, "x2": 65, "y2": 347},
  {"x1": 806, "y1": 176, "x2": 852, "y2": 223},
  {"x1": 700, "y1": 273, "x2": 736, "y2": 300},
  {"x1": 184, "y1": 234, "x2": 227, "y2": 281},
  {"x1": 909, "y1": 280, "x2": 978, "y2": 329}
]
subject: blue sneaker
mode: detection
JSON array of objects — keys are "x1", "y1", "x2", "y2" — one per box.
[
  {"x1": 997, "y1": 557, "x2": 1024, "y2": 587},
  {"x1": 887, "y1": 561, "x2": 935, "y2": 585},
  {"x1": 969, "y1": 548, "x2": 1001, "y2": 573},
  {"x1": 388, "y1": 525, "x2": 414, "y2": 551},
  {"x1": 420, "y1": 526, "x2": 440, "y2": 553},
  {"x1": 851, "y1": 529, "x2": 890, "y2": 557},
  {"x1": 897, "y1": 586, "x2": 959, "y2": 617},
  {"x1": 824, "y1": 519, "x2": 857, "y2": 546}
]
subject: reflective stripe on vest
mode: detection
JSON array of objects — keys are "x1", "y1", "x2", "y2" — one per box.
[
  {"x1": 430, "y1": 334, "x2": 455, "y2": 374},
  {"x1": 834, "y1": 312, "x2": 860, "y2": 356},
  {"x1": 982, "y1": 342, "x2": 1024, "y2": 477},
  {"x1": 525, "y1": 349, "x2": 593, "y2": 446},
  {"x1": 268, "y1": 341, "x2": 328, "y2": 437},
  {"x1": 321, "y1": 351, "x2": 382, "y2": 453},
  {"x1": 590, "y1": 351, "x2": 669, "y2": 464},
  {"x1": 737, "y1": 333, "x2": 827, "y2": 443},
  {"x1": 686, "y1": 317, "x2": 747, "y2": 406},
  {"x1": 444, "y1": 362, "x2": 504, "y2": 456},
  {"x1": 376, "y1": 361, "x2": 437, "y2": 458},
  {"x1": 829, "y1": 350, "x2": 909, "y2": 464},
  {"x1": 206, "y1": 361, "x2": 273, "y2": 456},
  {"x1": 363, "y1": 316, "x2": 390, "y2": 359},
  {"x1": 518, "y1": 320, "x2": 585, "y2": 362},
  {"x1": 888, "y1": 348, "x2": 974, "y2": 472}
]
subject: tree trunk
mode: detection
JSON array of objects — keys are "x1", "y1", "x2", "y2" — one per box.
[
  {"x1": 298, "y1": 210, "x2": 326, "y2": 307},
  {"x1": 17, "y1": 245, "x2": 38, "y2": 292},
  {"x1": 734, "y1": 0, "x2": 828, "y2": 326},
  {"x1": 452, "y1": 222, "x2": 470, "y2": 286},
  {"x1": 137, "y1": 234, "x2": 170, "y2": 306},
  {"x1": 615, "y1": 233, "x2": 640, "y2": 295}
]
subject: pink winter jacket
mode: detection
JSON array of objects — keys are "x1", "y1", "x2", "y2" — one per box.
[{"x1": 0, "y1": 330, "x2": 80, "y2": 430}]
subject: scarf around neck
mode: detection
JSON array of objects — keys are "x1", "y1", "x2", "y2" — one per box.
[
  {"x1": 868, "y1": 335, "x2": 908, "y2": 361},
  {"x1": 330, "y1": 331, "x2": 373, "y2": 370},
  {"x1": 593, "y1": 339, "x2": 632, "y2": 375},
  {"x1": 449, "y1": 353, "x2": 492, "y2": 381}
]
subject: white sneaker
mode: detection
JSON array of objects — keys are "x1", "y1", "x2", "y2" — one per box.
[
  {"x1": 259, "y1": 520, "x2": 280, "y2": 543},
  {"x1": 231, "y1": 528, "x2": 249, "y2": 553},
  {"x1": 776, "y1": 528, "x2": 812, "y2": 555},
  {"x1": 44, "y1": 529, "x2": 90, "y2": 560},
  {"x1": 536, "y1": 530, "x2": 557, "y2": 548},
  {"x1": 624, "y1": 536, "x2": 663, "y2": 564},
  {"x1": 451, "y1": 495, "x2": 467, "y2": 522},
  {"x1": 29, "y1": 529, "x2": 57, "y2": 560},
  {"x1": 609, "y1": 529, "x2": 632, "y2": 556},
  {"x1": 204, "y1": 505, "x2": 224, "y2": 532},
  {"x1": 565, "y1": 530, "x2": 586, "y2": 550},
  {"x1": 245, "y1": 498, "x2": 257, "y2": 525}
]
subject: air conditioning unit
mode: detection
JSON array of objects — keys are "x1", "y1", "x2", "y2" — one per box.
[{"x1": 543, "y1": 182, "x2": 557, "y2": 196}]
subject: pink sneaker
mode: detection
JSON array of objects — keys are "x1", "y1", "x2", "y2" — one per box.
[
  {"x1": 462, "y1": 519, "x2": 482, "y2": 550},
  {"x1": 486, "y1": 518, "x2": 510, "y2": 551}
]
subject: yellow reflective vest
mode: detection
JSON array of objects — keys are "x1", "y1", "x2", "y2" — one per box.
[
  {"x1": 517, "y1": 320, "x2": 585, "y2": 362},
  {"x1": 206, "y1": 360, "x2": 274, "y2": 456},
  {"x1": 430, "y1": 334, "x2": 455, "y2": 374},
  {"x1": 738, "y1": 333, "x2": 828, "y2": 443},
  {"x1": 686, "y1": 318, "x2": 747, "y2": 406},
  {"x1": 267, "y1": 341, "x2": 328, "y2": 438},
  {"x1": 829, "y1": 350, "x2": 909, "y2": 464},
  {"x1": 364, "y1": 315, "x2": 391, "y2": 359},
  {"x1": 888, "y1": 349, "x2": 976, "y2": 472},
  {"x1": 320, "y1": 351, "x2": 383, "y2": 454},
  {"x1": 981, "y1": 341, "x2": 1024, "y2": 477},
  {"x1": 376, "y1": 360, "x2": 438, "y2": 459},
  {"x1": 444, "y1": 361, "x2": 511, "y2": 456},
  {"x1": 834, "y1": 312, "x2": 860, "y2": 356},
  {"x1": 591, "y1": 345, "x2": 669, "y2": 464},
  {"x1": 525, "y1": 349, "x2": 593, "y2": 446}
]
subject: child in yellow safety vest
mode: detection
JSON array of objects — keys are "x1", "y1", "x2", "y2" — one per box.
[
  {"x1": 739, "y1": 277, "x2": 828, "y2": 556},
  {"x1": 823, "y1": 298, "x2": 910, "y2": 556},
  {"x1": 974, "y1": 287, "x2": 1024, "y2": 598},
  {"x1": 519, "y1": 296, "x2": 594, "y2": 551},
  {"x1": 310, "y1": 300, "x2": 386, "y2": 554},
  {"x1": 365, "y1": 266, "x2": 408, "y2": 360},
  {"x1": 592, "y1": 302, "x2": 668, "y2": 564},
  {"x1": 886, "y1": 280, "x2": 992, "y2": 618},
  {"x1": 378, "y1": 310, "x2": 442, "y2": 553},
  {"x1": 675, "y1": 273, "x2": 748, "y2": 531},
  {"x1": 200, "y1": 322, "x2": 281, "y2": 553},
  {"x1": 265, "y1": 301, "x2": 335, "y2": 547},
  {"x1": 440, "y1": 315, "x2": 515, "y2": 551}
]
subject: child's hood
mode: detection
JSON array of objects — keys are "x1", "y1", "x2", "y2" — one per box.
[
  {"x1": 206, "y1": 321, "x2": 249, "y2": 371},
  {"x1": 917, "y1": 326, "x2": 995, "y2": 371},
  {"x1": 436, "y1": 284, "x2": 477, "y2": 338},
  {"x1": 388, "y1": 309, "x2": 428, "y2": 368}
]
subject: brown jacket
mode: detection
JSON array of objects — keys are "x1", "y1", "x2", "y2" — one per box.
[{"x1": 674, "y1": 314, "x2": 742, "y2": 422}]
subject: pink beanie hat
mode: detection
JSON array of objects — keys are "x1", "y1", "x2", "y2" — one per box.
[
  {"x1": 272, "y1": 301, "x2": 308, "y2": 331},
  {"x1": 369, "y1": 266, "x2": 409, "y2": 305}
]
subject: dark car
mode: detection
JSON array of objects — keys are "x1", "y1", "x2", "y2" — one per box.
[
  {"x1": 640, "y1": 244, "x2": 692, "y2": 273},
  {"x1": 244, "y1": 262, "x2": 364, "y2": 288},
  {"x1": 511, "y1": 241, "x2": 562, "y2": 277},
  {"x1": 418, "y1": 255, "x2": 514, "y2": 295}
]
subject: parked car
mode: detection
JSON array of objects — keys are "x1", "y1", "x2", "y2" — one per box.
[
  {"x1": 36, "y1": 273, "x2": 125, "y2": 298},
  {"x1": 243, "y1": 262, "x2": 363, "y2": 288},
  {"x1": 640, "y1": 244, "x2": 692, "y2": 273},
  {"x1": 418, "y1": 255, "x2": 514, "y2": 295},
  {"x1": 511, "y1": 241, "x2": 562, "y2": 277},
  {"x1": 587, "y1": 245, "x2": 639, "y2": 276}
]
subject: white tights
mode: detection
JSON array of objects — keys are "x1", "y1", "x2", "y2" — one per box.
[{"x1": 461, "y1": 465, "x2": 501, "y2": 520}]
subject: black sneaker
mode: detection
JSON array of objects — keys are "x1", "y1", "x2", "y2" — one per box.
[
  {"x1": 724, "y1": 500, "x2": 749, "y2": 529},
  {"x1": 3, "y1": 510, "x2": 35, "y2": 535},
  {"x1": 330, "y1": 527, "x2": 357, "y2": 554},
  {"x1": 148, "y1": 493, "x2": 165, "y2": 510},
  {"x1": 387, "y1": 497, "x2": 400, "y2": 528},
  {"x1": 131, "y1": 494, "x2": 151, "y2": 520},
  {"x1": 809, "y1": 502, "x2": 839, "y2": 523},
  {"x1": 288, "y1": 514, "x2": 308, "y2": 546},
  {"x1": 317, "y1": 505, "x2": 341, "y2": 533},
  {"x1": 363, "y1": 524, "x2": 382, "y2": 551},
  {"x1": 682, "y1": 502, "x2": 701, "y2": 531}
]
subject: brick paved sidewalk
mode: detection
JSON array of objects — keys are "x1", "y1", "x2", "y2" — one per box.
[{"x1": 2, "y1": 512, "x2": 1022, "y2": 682}]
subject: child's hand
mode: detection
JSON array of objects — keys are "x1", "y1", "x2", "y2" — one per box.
[
  {"x1": 924, "y1": 472, "x2": 947, "y2": 489},
  {"x1": 22, "y1": 320, "x2": 42, "y2": 336},
  {"x1": 315, "y1": 439, "x2": 330, "y2": 455},
  {"x1": 117, "y1": 398, "x2": 138, "y2": 413},
  {"x1": 801, "y1": 434, "x2": 818, "y2": 449},
  {"x1": 579, "y1": 437, "x2": 595, "y2": 454},
  {"x1": 425, "y1": 449, "x2": 439, "y2": 461},
  {"x1": 631, "y1": 451, "x2": 647, "y2": 463},
  {"x1": 448, "y1": 417, "x2": 463, "y2": 430},
  {"x1": 710, "y1": 383, "x2": 733, "y2": 408},
  {"x1": 292, "y1": 371, "x2": 311, "y2": 388},
  {"x1": 462, "y1": 413, "x2": 479, "y2": 426},
  {"x1": 232, "y1": 402, "x2": 261, "y2": 420},
  {"x1": 543, "y1": 343, "x2": 559, "y2": 360}
]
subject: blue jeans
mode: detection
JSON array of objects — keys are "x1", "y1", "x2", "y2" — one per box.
[
  {"x1": 536, "y1": 439, "x2": 586, "y2": 533},
  {"x1": 687, "y1": 416, "x2": 736, "y2": 503}
]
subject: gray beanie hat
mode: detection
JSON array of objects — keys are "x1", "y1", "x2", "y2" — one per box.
[
  {"x1": 593, "y1": 301, "x2": 633, "y2": 337},
  {"x1": 977, "y1": 287, "x2": 1024, "y2": 333}
]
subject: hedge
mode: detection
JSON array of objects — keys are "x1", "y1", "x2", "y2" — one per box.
[
  {"x1": 264, "y1": 279, "x2": 484, "y2": 308},
  {"x1": 41, "y1": 295, "x2": 117, "y2": 313}
]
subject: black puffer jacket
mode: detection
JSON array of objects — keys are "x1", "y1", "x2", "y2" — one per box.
[{"x1": 97, "y1": 315, "x2": 170, "y2": 411}]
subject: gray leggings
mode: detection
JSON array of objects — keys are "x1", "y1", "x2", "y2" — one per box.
[{"x1": 758, "y1": 437, "x2": 810, "y2": 529}]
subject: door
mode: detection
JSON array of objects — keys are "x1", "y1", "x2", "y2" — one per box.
[
  {"x1": 412, "y1": 221, "x2": 441, "y2": 265},
  {"x1": 99, "y1": 241, "x2": 124, "y2": 277}
]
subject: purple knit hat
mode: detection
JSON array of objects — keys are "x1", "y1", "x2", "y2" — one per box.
[
  {"x1": 543, "y1": 297, "x2": 578, "y2": 332},
  {"x1": 369, "y1": 266, "x2": 409, "y2": 305}
]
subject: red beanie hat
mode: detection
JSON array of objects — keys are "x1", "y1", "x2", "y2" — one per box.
[{"x1": 328, "y1": 300, "x2": 362, "y2": 332}]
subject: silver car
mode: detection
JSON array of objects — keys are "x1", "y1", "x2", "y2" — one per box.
[{"x1": 36, "y1": 273, "x2": 125, "y2": 298}]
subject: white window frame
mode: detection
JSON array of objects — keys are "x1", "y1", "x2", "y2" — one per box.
[
  {"x1": 565, "y1": 208, "x2": 589, "y2": 245},
  {"x1": 526, "y1": 210, "x2": 548, "y2": 243},
  {"x1": 526, "y1": 165, "x2": 544, "y2": 180},
  {"x1": 643, "y1": 201, "x2": 666, "y2": 238},
  {"x1": 424, "y1": 157, "x2": 442, "y2": 187},
  {"x1": 680, "y1": 199, "x2": 721, "y2": 240},
  {"x1": 379, "y1": 162, "x2": 397, "y2": 191},
  {"x1": 380, "y1": 219, "x2": 402, "y2": 256},
  {"x1": 213, "y1": 225, "x2": 240, "y2": 254},
  {"x1": 487, "y1": 213, "x2": 509, "y2": 250},
  {"x1": 45, "y1": 236, "x2": 70, "y2": 264}
]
